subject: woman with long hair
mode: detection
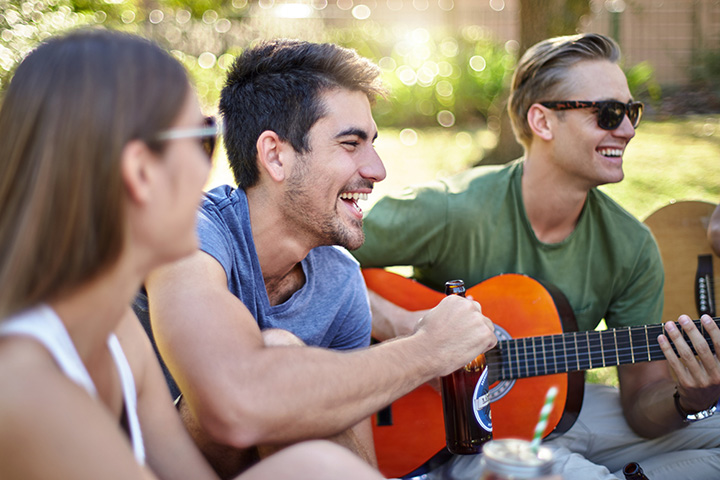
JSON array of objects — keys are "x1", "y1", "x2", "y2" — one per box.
[{"x1": 0, "y1": 29, "x2": 384, "y2": 480}]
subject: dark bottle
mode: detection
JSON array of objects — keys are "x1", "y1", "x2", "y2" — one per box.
[
  {"x1": 440, "y1": 279, "x2": 493, "y2": 454},
  {"x1": 623, "y1": 462, "x2": 650, "y2": 480}
]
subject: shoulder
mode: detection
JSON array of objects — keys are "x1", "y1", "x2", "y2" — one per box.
[
  {"x1": 198, "y1": 185, "x2": 245, "y2": 224},
  {"x1": 443, "y1": 161, "x2": 517, "y2": 192},
  {"x1": 588, "y1": 189, "x2": 655, "y2": 242},
  {"x1": 0, "y1": 335, "x2": 74, "y2": 438}
]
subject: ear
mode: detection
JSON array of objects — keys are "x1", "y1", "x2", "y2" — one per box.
[
  {"x1": 256, "y1": 130, "x2": 289, "y2": 183},
  {"x1": 527, "y1": 103, "x2": 554, "y2": 142},
  {"x1": 121, "y1": 140, "x2": 156, "y2": 205}
]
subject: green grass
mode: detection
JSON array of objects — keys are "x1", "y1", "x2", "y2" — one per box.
[
  {"x1": 209, "y1": 116, "x2": 720, "y2": 217},
  {"x1": 363, "y1": 116, "x2": 720, "y2": 220},
  {"x1": 207, "y1": 116, "x2": 720, "y2": 387}
]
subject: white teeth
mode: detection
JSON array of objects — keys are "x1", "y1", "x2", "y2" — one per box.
[
  {"x1": 339, "y1": 192, "x2": 369, "y2": 201},
  {"x1": 598, "y1": 148, "x2": 623, "y2": 157}
]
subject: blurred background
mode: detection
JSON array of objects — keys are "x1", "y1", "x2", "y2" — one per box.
[
  {"x1": 1, "y1": 0, "x2": 718, "y2": 216},
  {"x1": 1, "y1": 0, "x2": 719, "y2": 386}
]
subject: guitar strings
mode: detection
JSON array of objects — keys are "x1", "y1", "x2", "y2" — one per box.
[{"x1": 485, "y1": 317, "x2": 719, "y2": 379}]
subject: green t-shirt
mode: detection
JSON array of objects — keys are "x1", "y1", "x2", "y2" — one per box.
[{"x1": 353, "y1": 160, "x2": 664, "y2": 332}]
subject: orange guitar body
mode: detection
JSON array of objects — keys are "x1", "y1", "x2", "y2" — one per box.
[{"x1": 364, "y1": 269, "x2": 581, "y2": 478}]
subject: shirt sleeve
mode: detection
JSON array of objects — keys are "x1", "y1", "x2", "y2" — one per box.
[
  {"x1": 196, "y1": 207, "x2": 234, "y2": 282},
  {"x1": 353, "y1": 182, "x2": 451, "y2": 269},
  {"x1": 326, "y1": 267, "x2": 373, "y2": 350}
]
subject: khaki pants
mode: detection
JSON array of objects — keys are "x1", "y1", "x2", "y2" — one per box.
[{"x1": 423, "y1": 383, "x2": 720, "y2": 480}]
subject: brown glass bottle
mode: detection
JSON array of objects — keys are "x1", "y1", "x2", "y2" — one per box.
[
  {"x1": 623, "y1": 462, "x2": 650, "y2": 480},
  {"x1": 440, "y1": 279, "x2": 493, "y2": 454}
]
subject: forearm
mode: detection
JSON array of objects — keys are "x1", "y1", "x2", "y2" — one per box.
[
  {"x1": 149, "y1": 255, "x2": 495, "y2": 450},
  {"x1": 183, "y1": 329, "x2": 443, "y2": 448},
  {"x1": 620, "y1": 377, "x2": 686, "y2": 438},
  {"x1": 368, "y1": 290, "x2": 426, "y2": 341}
]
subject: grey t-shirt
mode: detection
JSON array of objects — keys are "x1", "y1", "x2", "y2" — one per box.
[{"x1": 134, "y1": 185, "x2": 372, "y2": 398}]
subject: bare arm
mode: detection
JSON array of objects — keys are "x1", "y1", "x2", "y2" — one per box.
[
  {"x1": 709, "y1": 203, "x2": 720, "y2": 257},
  {"x1": 0, "y1": 338, "x2": 158, "y2": 480},
  {"x1": 146, "y1": 250, "x2": 496, "y2": 449},
  {"x1": 618, "y1": 314, "x2": 720, "y2": 438},
  {"x1": 115, "y1": 309, "x2": 219, "y2": 480},
  {"x1": 367, "y1": 289, "x2": 429, "y2": 341}
]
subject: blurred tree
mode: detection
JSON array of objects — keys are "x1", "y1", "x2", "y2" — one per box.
[{"x1": 480, "y1": 0, "x2": 591, "y2": 165}]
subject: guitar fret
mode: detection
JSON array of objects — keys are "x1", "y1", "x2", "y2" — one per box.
[
  {"x1": 573, "y1": 332, "x2": 581, "y2": 370},
  {"x1": 588, "y1": 330, "x2": 602, "y2": 370},
  {"x1": 562, "y1": 330, "x2": 568, "y2": 374},
  {"x1": 492, "y1": 317, "x2": 720, "y2": 381},
  {"x1": 586, "y1": 331, "x2": 592, "y2": 369},
  {"x1": 613, "y1": 328, "x2": 619, "y2": 365}
]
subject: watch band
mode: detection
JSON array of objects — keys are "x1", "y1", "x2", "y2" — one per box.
[{"x1": 674, "y1": 388, "x2": 717, "y2": 423}]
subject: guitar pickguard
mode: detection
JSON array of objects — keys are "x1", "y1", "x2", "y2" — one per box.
[{"x1": 486, "y1": 324, "x2": 516, "y2": 403}]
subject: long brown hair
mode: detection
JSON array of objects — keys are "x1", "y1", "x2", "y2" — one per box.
[{"x1": 0, "y1": 29, "x2": 190, "y2": 318}]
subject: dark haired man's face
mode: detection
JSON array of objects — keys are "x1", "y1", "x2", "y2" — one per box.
[{"x1": 282, "y1": 88, "x2": 386, "y2": 250}]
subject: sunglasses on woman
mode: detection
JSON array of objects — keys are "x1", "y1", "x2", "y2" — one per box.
[
  {"x1": 155, "y1": 116, "x2": 219, "y2": 159},
  {"x1": 539, "y1": 100, "x2": 643, "y2": 130}
]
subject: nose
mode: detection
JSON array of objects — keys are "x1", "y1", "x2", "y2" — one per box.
[
  {"x1": 359, "y1": 146, "x2": 387, "y2": 183},
  {"x1": 613, "y1": 113, "x2": 636, "y2": 141}
]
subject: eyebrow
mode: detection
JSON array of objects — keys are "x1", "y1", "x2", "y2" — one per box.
[{"x1": 336, "y1": 127, "x2": 378, "y2": 142}]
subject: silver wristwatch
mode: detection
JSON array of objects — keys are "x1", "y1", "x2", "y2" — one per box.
[{"x1": 674, "y1": 389, "x2": 717, "y2": 423}]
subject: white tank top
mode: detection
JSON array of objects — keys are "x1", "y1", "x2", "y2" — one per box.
[{"x1": 0, "y1": 304, "x2": 145, "y2": 464}]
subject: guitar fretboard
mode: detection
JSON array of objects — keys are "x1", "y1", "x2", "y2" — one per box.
[{"x1": 489, "y1": 317, "x2": 720, "y2": 380}]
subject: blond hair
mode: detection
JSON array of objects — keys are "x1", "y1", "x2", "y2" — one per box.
[{"x1": 508, "y1": 33, "x2": 621, "y2": 149}]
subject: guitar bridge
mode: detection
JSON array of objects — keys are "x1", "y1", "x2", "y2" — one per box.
[{"x1": 696, "y1": 254, "x2": 716, "y2": 317}]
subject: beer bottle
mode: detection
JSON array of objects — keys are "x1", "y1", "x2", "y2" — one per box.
[
  {"x1": 623, "y1": 462, "x2": 650, "y2": 480},
  {"x1": 440, "y1": 279, "x2": 493, "y2": 454}
]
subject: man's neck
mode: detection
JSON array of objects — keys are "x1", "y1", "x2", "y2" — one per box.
[
  {"x1": 246, "y1": 186, "x2": 311, "y2": 305},
  {"x1": 521, "y1": 155, "x2": 589, "y2": 244}
]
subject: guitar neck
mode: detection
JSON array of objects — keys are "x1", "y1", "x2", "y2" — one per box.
[{"x1": 490, "y1": 317, "x2": 720, "y2": 380}]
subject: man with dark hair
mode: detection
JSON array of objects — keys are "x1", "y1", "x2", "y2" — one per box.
[
  {"x1": 134, "y1": 39, "x2": 497, "y2": 478},
  {"x1": 354, "y1": 33, "x2": 720, "y2": 479}
]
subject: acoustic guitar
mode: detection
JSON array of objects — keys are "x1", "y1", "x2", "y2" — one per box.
[
  {"x1": 365, "y1": 268, "x2": 719, "y2": 478},
  {"x1": 643, "y1": 200, "x2": 718, "y2": 322}
]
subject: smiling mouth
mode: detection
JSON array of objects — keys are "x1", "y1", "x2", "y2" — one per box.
[
  {"x1": 339, "y1": 192, "x2": 369, "y2": 215},
  {"x1": 597, "y1": 147, "x2": 623, "y2": 158}
]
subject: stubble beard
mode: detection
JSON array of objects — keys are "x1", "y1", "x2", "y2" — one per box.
[{"x1": 283, "y1": 166, "x2": 364, "y2": 251}]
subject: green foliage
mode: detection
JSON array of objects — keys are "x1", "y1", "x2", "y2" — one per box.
[
  {"x1": 625, "y1": 60, "x2": 662, "y2": 104},
  {"x1": 0, "y1": 0, "x2": 93, "y2": 90},
  {"x1": 327, "y1": 24, "x2": 517, "y2": 128},
  {"x1": 690, "y1": 49, "x2": 720, "y2": 93},
  {"x1": 0, "y1": 1, "x2": 680, "y2": 131}
]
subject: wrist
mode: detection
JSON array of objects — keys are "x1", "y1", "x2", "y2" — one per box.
[{"x1": 673, "y1": 387, "x2": 718, "y2": 423}]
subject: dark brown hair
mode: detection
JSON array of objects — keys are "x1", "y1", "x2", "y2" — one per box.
[{"x1": 220, "y1": 39, "x2": 385, "y2": 189}]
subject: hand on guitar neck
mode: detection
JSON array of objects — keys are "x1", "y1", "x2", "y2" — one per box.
[{"x1": 657, "y1": 313, "x2": 720, "y2": 414}]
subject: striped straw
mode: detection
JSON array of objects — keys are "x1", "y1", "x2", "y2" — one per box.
[{"x1": 531, "y1": 386, "x2": 559, "y2": 453}]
